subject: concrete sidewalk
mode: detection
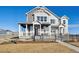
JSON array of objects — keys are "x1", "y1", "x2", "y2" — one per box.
[{"x1": 56, "y1": 40, "x2": 79, "y2": 52}]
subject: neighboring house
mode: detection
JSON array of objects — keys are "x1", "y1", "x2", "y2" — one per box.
[
  {"x1": 0, "y1": 29, "x2": 13, "y2": 35},
  {"x1": 18, "y1": 6, "x2": 69, "y2": 41}
]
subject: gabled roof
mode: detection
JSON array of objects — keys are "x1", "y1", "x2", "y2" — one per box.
[
  {"x1": 25, "y1": 6, "x2": 39, "y2": 14},
  {"x1": 61, "y1": 15, "x2": 69, "y2": 19},
  {"x1": 42, "y1": 6, "x2": 60, "y2": 19},
  {"x1": 25, "y1": 6, "x2": 60, "y2": 19}
]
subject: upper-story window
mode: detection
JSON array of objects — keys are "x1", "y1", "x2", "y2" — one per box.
[
  {"x1": 37, "y1": 16, "x2": 40, "y2": 21},
  {"x1": 63, "y1": 20, "x2": 66, "y2": 24},
  {"x1": 37, "y1": 16, "x2": 47, "y2": 22},
  {"x1": 51, "y1": 19, "x2": 55, "y2": 24},
  {"x1": 41, "y1": 16, "x2": 43, "y2": 21},
  {"x1": 44, "y1": 17, "x2": 47, "y2": 22}
]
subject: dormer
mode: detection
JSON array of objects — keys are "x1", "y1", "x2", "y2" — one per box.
[{"x1": 61, "y1": 15, "x2": 69, "y2": 25}]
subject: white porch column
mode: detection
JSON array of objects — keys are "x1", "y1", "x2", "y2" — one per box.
[
  {"x1": 19, "y1": 24, "x2": 21, "y2": 38},
  {"x1": 49, "y1": 25, "x2": 51, "y2": 36},
  {"x1": 40, "y1": 24, "x2": 41, "y2": 35},
  {"x1": 59, "y1": 27, "x2": 61, "y2": 35},
  {"x1": 33, "y1": 23, "x2": 34, "y2": 36},
  {"x1": 26, "y1": 24, "x2": 28, "y2": 36},
  {"x1": 50, "y1": 25, "x2": 51, "y2": 36}
]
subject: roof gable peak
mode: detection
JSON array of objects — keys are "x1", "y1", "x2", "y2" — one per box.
[
  {"x1": 61, "y1": 15, "x2": 69, "y2": 19},
  {"x1": 26, "y1": 6, "x2": 60, "y2": 19}
]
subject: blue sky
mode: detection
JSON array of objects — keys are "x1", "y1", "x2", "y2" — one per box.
[{"x1": 0, "y1": 6, "x2": 79, "y2": 34}]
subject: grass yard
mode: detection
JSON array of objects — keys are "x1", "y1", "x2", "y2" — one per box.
[
  {"x1": 0, "y1": 35, "x2": 76, "y2": 53},
  {"x1": 0, "y1": 42, "x2": 75, "y2": 53}
]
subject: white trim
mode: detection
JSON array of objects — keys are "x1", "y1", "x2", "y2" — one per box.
[
  {"x1": 19, "y1": 24, "x2": 21, "y2": 37},
  {"x1": 26, "y1": 24, "x2": 28, "y2": 36},
  {"x1": 40, "y1": 24, "x2": 41, "y2": 35},
  {"x1": 32, "y1": 21, "x2": 34, "y2": 36}
]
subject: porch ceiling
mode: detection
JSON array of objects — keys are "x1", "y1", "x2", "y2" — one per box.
[
  {"x1": 41, "y1": 23, "x2": 50, "y2": 26},
  {"x1": 18, "y1": 22, "x2": 26, "y2": 24},
  {"x1": 18, "y1": 22, "x2": 26, "y2": 28},
  {"x1": 21, "y1": 24, "x2": 26, "y2": 28}
]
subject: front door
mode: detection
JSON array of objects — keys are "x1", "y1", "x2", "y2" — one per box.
[{"x1": 35, "y1": 26, "x2": 38, "y2": 36}]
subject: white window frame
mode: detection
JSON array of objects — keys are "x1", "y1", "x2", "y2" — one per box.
[
  {"x1": 37, "y1": 16, "x2": 47, "y2": 22},
  {"x1": 51, "y1": 19, "x2": 55, "y2": 24}
]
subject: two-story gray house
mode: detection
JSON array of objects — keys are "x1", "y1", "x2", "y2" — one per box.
[{"x1": 18, "y1": 6, "x2": 69, "y2": 41}]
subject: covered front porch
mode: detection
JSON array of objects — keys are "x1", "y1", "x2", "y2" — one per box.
[
  {"x1": 18, "y1": 22, "x2": 50, "y2": 39},
  {"x1": 18, "y1": 22, "x2": 68, "y2": 41}
]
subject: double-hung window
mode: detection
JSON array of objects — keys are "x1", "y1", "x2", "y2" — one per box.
[
  {"x1": 63, "y1": 20, "x2": 66, "y2": 24},
  {"x1": 51, "y1": 19, "x2": 55, "y2": 24},
  {"x1": 37, "y1": 16, "x2": 40, "y2": 21},
  {"x1": 37, "y1": 16, "x2": 47, "y2": 22},
  {"x1": 44, "y1": 17, "x2": 47, "y2": 22},
  {"x1": 41, "y1": 16, "x2": 43, "y2": 21}
]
